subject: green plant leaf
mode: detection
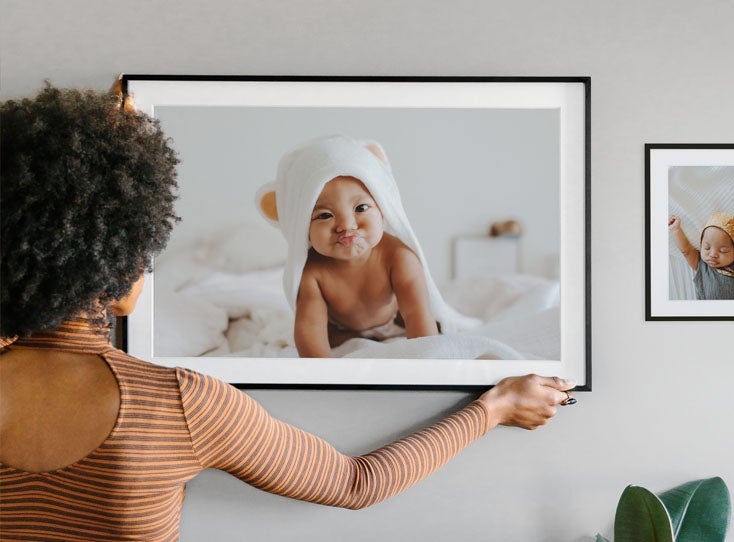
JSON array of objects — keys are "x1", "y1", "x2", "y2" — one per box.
[
  {"x1": 595, "y1": 535, "x2": 610, "y2": 542},
  {"x1": 614, "y1": 485, "x2": 674, "y2": 542},
  {"x1": 658, "y1": 477, "x2": 731, "y2": 542}
]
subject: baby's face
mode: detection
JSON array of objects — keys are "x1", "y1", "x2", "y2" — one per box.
[
  {"x1": 701, "y1": 227, "x2": 734, "y2": 268},
  {"x1": 309, "y1": 176, "x2": 383, "y2": 261}
]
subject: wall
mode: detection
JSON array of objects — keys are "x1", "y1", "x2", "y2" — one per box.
[
  {"x1": 2, "y1": 1, "x2": 732, "y2": 540},
  {"x1": 155, "y1": 105, "x2": 560, "y2": 282}
]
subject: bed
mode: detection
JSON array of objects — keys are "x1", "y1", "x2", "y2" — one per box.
[{"x1": 153, "y1": 221, "x2": 560, "y2": 361}]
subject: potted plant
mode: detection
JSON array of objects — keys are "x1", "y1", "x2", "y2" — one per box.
[{"x1": 596, "y1": 477, "x2": 730, "y2": 541}]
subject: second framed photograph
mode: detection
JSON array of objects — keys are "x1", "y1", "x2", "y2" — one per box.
[
  {"x1": 646, "y1": 143, "x2": 734, "y2": 320},
  {"x1": 122, "y1": 75, "x2": 591, "y2": 389}
]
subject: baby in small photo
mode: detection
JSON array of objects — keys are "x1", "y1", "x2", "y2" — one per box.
[
  {"x1": 668, "y1": 211, "x2": 734, "y2": 300},
  {"x1": 256, "y1": 135, "x2": 479, "y2": 357}
]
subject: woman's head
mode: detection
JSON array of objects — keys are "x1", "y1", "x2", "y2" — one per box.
[{"x1": 1, "y1": 84, "x2": 180, "y2": 337}]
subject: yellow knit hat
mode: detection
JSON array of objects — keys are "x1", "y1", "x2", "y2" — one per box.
[{"x1": 702, "y1": 211, "x2": 734, "y2": 243}]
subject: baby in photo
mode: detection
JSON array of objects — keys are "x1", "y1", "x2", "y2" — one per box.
[
  {"x1": 256, "y1": 135, "x2": 479, "y2": 357},
  {"x1": 669, "y1": 211, "x2": 734, "y2": 300}
]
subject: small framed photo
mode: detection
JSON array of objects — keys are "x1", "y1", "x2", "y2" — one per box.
[
  {"x1": 121, "y1": 75, "x2": 591, "y2": 389},
  {"x1": 646, "y1": 143, "x2": 734, "y2": 320}
]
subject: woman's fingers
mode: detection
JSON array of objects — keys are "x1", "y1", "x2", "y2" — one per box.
[
  {"x1": 480, "y1": 374, "x2": 577, "y2": 430},
  {"x1": 533, "y1": 375, "x2": 577, "y2": 406},
  {"x1": 534, "y1": 375, "x2": 577, "y2": 391}
]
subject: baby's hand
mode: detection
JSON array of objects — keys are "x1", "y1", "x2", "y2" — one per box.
[{"x1": 668, "y1": 215, "x2": 681, "y2": 231}]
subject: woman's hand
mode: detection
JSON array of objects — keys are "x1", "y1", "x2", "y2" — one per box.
[
  {"x1": 479, "y1": 375, "x2": 576, "y2": 430},
  {"x1": 669, "y1": 215, "x2": 681, "y2": 231}
]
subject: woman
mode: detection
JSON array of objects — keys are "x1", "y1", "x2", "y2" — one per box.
[{"x1": 0, "y1": 85, "x2": 575, "y2": 541}]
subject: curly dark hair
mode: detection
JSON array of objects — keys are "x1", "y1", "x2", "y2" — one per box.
[{"x1": 1, "y1": 84, "x2": 179, "y2": 337}]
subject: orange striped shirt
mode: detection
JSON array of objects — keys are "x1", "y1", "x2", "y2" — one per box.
[{"x1": 0, "y1": 320, "x2": 490, "y2": 541}]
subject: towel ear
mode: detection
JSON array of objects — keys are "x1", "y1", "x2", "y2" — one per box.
[
  {"x1": 255, "y1": 182, "x2": 279, "y2": 225},
  {"x1": 110, "y1": 75, "x2": 136, "y2": 113},
  {"x1": 363, "y1": 141, "x2": 392, "y2": 171}
]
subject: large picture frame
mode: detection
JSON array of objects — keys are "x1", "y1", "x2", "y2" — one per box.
[
  {"x1": 645, "y1": 143, "x2": 734, "y2": 320},
  {"x1": 121, "y1": 75, "x2": 591, "y2": 390}
]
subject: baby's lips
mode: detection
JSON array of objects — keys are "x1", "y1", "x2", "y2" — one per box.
[
  {"x1": 338, "y1": 234, "x2": 356, "y2": 246},
  {"x1": 337, "y1": 231, "x2": 359, "y2": 245}
]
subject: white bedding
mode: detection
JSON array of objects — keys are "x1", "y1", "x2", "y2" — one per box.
[{"x1": 154, "y1": 262, "x2": 560, "y2": 361}]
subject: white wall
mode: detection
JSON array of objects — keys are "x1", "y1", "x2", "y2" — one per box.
[
  {"x1": 155, "y1": 105, "x2": 559, "y2": 282},
  {"x1": 2, "y1": 1, "x2": 732, "y2": 540}
]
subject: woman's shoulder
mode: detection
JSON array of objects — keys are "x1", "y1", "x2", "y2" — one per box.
[
  {"x1": 105, "y1": 348, "x2": 240, "y2": 412},
  {"x1": 104, "y1": 347, "x2": 187, "y2": 390}
]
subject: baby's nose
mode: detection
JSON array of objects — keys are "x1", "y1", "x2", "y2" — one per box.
[{"x1": 335, "y1": 213, "x2": 357, "y2": 231}]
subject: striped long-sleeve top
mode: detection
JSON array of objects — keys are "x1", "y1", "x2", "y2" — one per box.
[{"x1": 0, "y1": 320, "x2": 490, "y2": 541}]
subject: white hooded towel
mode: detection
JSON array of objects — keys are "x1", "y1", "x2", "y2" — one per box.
[{"x1": 255, "y1": 135, "x2": 480, "y2": 334}]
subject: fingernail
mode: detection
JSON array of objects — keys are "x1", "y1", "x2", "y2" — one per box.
[{"x1": 564, "y1": 397, "x2": 577, "y2": 406}]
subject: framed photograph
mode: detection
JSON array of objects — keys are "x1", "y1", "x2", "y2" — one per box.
[
  {"x1": 646, "y1": 143, "x2": 734, "y2": 320},
  {"x1": 121, "y1": 75, "x2": 591, "y2": 390}
]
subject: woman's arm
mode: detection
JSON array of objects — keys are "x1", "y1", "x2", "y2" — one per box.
[
  {"x1": 390, "y1": 247, "x2": 439, "y2": 338},
  {"x1": 294, "y1": 271, "x2": 332, "y2": 358},
  {"x1": 669, "y1": 216, "x2": 700, "y2": 270},
  {"x1": 177, "y1": 370, "x2": 574, "y2": 510}
]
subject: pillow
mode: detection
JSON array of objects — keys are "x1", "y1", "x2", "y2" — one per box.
[
  {"x1": 154, "y1": 219, "x2": 288, "y2": 291},
  {"x1": 153, "y1": 288, "x2": 229, "y2": 357},
  {"x1": 181, "y1": 267, "x2": 289, "y2": 319},
  {"x1": 491, "y1": 281, "x2": 560, "y2": 322},
  {"x1": 440, "y1": 274, "x2": 556, "y2": 321},
  {"x1": 191, "y1": 219, "x2": 287, "y2": 274}
]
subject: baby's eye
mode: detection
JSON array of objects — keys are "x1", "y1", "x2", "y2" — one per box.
[
  {"x1": 355, "y1": 204, "x2": 369, "y2": 212},
  {"x1": 313, "y1": 212, "x2": 333, "y2": 220}
]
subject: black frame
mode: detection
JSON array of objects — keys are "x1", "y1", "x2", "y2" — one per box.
[
  {"x1": 119, "y1": 75, "x2": 592, "y2": 391},
  {"x1": 645, "y1": 143, "x2": 734, "y2": 321}
]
